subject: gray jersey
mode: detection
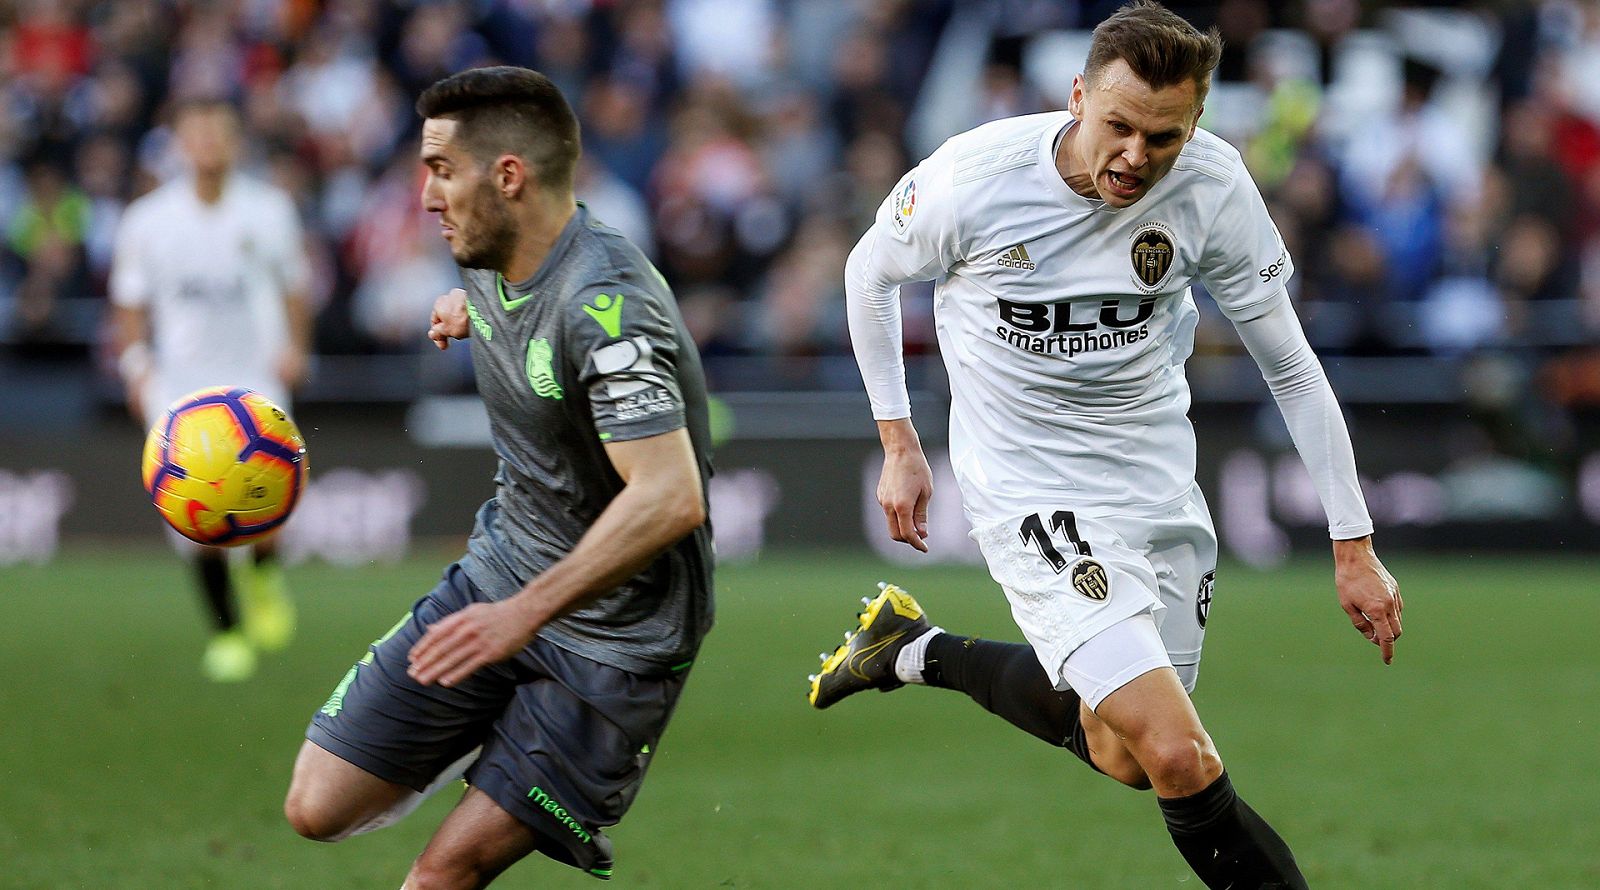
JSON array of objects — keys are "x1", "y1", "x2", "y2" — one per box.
[{"x1": 456, "y1": 204, "x2": 713, "y2": 674}]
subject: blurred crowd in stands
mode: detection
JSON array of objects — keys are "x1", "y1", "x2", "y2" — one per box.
[{"x1": 4, "y1": 0, "x2": 1600, "y2": 410}]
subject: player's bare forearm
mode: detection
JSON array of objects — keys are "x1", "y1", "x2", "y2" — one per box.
[
  {"x1": 1332, "y1": 535, "x2": 1403, "y2": 664},
  {"x1": 876, "y1": 417, "x2": 934, "y2": 552},
  {"x1": 277, "y1": 290, "x2": 313, "y2": 388},
  {"x1": 407, "y1": 429, "x2": 705, "y2": 686},
  {"x1": 286, "y1": 290, "x2": 313, "y2": 353}
]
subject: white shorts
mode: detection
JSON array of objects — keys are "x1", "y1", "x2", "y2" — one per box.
[{"x1": 970, "y1": 485, "x2": 1218, "y2": 710}]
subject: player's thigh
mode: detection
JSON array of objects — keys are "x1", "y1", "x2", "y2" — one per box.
[
  {"x1": 304, "y1": 564, "x2": 516, "y2": 794},
  {"x1": 973, "y1": 507, "x2": 1163, "y2": 692},
  {"x1": 1145, "y1": 489, "x2": 1219, "y2": 692},
  {"x1": 466, "y1": 643, "x2": 689, "y2": 876},
  {"x1": 1060, "y1": 609, "x2": 1176, "y2": 713},
  {"x1": 286, "y1": 737, "x2": 416, "y2": 833}
]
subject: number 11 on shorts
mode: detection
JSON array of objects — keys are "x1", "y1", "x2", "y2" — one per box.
[{"x1": 1018, "y1": 511, "x2": 1092, "y2": 573}]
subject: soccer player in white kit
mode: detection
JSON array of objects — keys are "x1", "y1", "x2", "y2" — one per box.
[
  {"x1": 808, "y1": 3, "x2": 1402, "y2": 887},
  {"x1": 111, "y1": 99, "x2": 313, "y2": 682}
]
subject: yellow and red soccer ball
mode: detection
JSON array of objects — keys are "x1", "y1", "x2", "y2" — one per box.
[{"x1": 141, "y1": 387, "x2": 308, "y2": 546}]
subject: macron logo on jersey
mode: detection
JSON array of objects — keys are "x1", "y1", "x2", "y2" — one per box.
[
  {"x1": 582, "y1": 293, "x2": 625, "y2": 338},
  {"x1": 997, "y1": 243, "x2": 1035, "y2": 271}
]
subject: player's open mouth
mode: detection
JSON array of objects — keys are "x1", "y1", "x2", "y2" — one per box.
[{"x1": 1106, "y1": 170, "x2": 1142, "y2": 196}]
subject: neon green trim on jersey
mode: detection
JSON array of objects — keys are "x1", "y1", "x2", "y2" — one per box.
[
  {"x1": 599, "y1": 432, "x2": 613, "y2": 442},
  {"x1": 582, "y1": 293, "x2": 625, "y2": 338},
  {"x1": 465, "y1": 297, "x2": 493, "y2": 340},
  {"x1": 497, "y1": 274, "x2": 534, "y2": 312},
  {"x1": 526, "y1": 337, "x2": 563, "y2": 400},
  {"x1": 644, "y1": 259, "x2": 670, "y2": 292},
  {"x1": 669, "y1": 659, "x2": 693, "y2": 672}
]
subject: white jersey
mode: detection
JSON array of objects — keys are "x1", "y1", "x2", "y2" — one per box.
[
  {"x1": 848, "y1": 112, "x2": 1372, "y2": 537},
  {"x1": 112, "y1": 174, "x2": 309, "y2": 417}
]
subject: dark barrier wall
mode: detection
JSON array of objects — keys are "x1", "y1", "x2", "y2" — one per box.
[{"x1": 2, "y1": 402, "x2": 1597, "y2": 565}]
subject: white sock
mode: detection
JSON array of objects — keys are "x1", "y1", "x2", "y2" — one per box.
[
  {"x1": 894, "y1": 627, "x2": 943, "y2": 685},
  {"x1": 345, "y1": 745, "x2": 481, "y2": 839}
]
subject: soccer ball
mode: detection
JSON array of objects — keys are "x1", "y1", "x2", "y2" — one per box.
[{"x1": 141, "y1": 386, "x2": 308, "y2": 546}]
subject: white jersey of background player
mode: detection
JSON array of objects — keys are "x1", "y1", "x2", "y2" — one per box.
[
  {"x1": 110, "y1": 99, "x2": 311, "y2": 684},
  {"x1": 112, "y1": 113, "x2": 310, "y2": 421}
]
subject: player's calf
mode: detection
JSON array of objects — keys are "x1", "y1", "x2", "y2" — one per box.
[{"x1": 1078, "y1": 706, "x2": 1153, "y2": 790}]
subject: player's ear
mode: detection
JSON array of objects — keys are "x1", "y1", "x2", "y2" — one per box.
[
  {"x1": 495, "y1": 154, "x2": 527, "y2": 198},
  {"x1": 1069, "y1": 74, "x2": 1085, "y2": 117}
]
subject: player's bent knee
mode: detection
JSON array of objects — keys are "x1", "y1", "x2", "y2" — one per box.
[
  {"x1": 282, "y1": 779, "x2": 375, "y2": 843},
  {"x1": 1139, "y1": 735, "x2": 1222, "y2": 794},
  {"x1": 283, "y1": 791, "x2": 352, "y2": 843}
]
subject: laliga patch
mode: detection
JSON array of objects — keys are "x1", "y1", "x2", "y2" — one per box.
[
  {"x1": 1196, "y1": 570, "x2": 1214, "y2": 628},
  {"x1": 1071, "y1": 559, "x2": 1110, "y2": 601},
  {"x1": 1129, "y1": 221, "x2": 1176, "y2": 291},
  {"x1": 592, "y1": 336, "x2": 657, "y2": 399},
  {"x1": 891, "y1": 178, "x2": 916, "y2": 234}
]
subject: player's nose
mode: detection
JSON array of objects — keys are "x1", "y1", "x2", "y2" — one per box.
[{"x1": 1122, "y1": 142, "x2": 1147, "y2": 170}]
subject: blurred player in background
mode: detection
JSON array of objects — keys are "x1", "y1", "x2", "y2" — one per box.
[
  {"x1": 811, "y1": 3, "x2": 1402, "y2": 888},
  {"x1": 283, "y1": 67, "x2": 714, "y2": 888},
  {"x1": 110, "y1": 99, "x2": 312, "y2": 683}
]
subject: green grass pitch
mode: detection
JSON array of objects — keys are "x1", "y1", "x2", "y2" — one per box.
[{"x1": 1, "y1": 548, "x2": 1596, "y2": 888}]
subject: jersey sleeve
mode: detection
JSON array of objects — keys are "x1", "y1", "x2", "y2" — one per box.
[
  {"x1": 1197, "y1": 159, "x2": 1293, "y2": 322},
  {"x1": 844, "y1": 144, "x2": 962, "y2": 420},
  {"x1": 263, "y1": 190, "x2": 312, "y2": 296},
  {"x1": 1231, "y1": 296, "x2": 1374, "y2": 539},
  {"x1": 564, "y1": 277, "x2": 687, "y2": 443},
  {"x1": 109, "y1": 201, "x2": 151, "y2": 308}
]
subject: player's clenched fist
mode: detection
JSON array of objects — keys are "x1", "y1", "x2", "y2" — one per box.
[{"x1": 428, "y1": 287, "x2": 470, "y2": 349}]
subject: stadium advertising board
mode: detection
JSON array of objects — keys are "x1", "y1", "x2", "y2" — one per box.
[{"x1": 1, "y1": 404, "x2": 1596, "y2": 565}]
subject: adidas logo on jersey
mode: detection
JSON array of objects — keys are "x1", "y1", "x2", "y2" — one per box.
[{"x1": 997, "y1": 244, "x2": 1036, "y2": 271}]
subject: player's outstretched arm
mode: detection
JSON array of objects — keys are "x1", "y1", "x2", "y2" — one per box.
[
  {"x1": 876, "y1": 418, "x2": 933, "y2": 552},
  {"x1": 1333, "y1": 535, "x2": 1403, "y2": 664},
  {"x1": 407, "y1": 428, "x2": 705, "y2": 686},
  {"x1": 427, "y1": 288, "x2": 470, "y2": 350}
]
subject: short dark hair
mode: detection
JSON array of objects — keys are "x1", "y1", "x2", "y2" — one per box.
[
  {"x1": 416, "y1": 66, "x2": 580, "y2": 192},
  {"x1": 1084, "y1": 1, "x2": 1223, "y2": 108}
]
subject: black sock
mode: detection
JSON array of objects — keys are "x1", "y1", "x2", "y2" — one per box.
[
  {"x1": 922, "y1": 634, "x2": 1096, "y2": 768},
  {"x1": 1157, "y1": 772, "x2": 1308, "y2": 890},
  {"x1": 196, "y1": 551, "x2": 236, "y2": 632}
]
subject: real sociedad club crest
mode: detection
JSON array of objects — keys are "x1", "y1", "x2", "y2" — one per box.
[{"x1": 1130, "y1": 222, "x2": 1175, "y2": 291}]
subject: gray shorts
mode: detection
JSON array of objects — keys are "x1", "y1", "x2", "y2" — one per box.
[{"x1": 306, "y1": 563, "x2": 690, "y2": 877}]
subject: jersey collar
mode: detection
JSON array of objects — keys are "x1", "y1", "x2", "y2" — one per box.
[
  {"x1": 493, "y1": 203, "x2": 590, "y2": 311},
  {"x1": 1039, "y1": 116, "x2": 1114, "y2": 213}
]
